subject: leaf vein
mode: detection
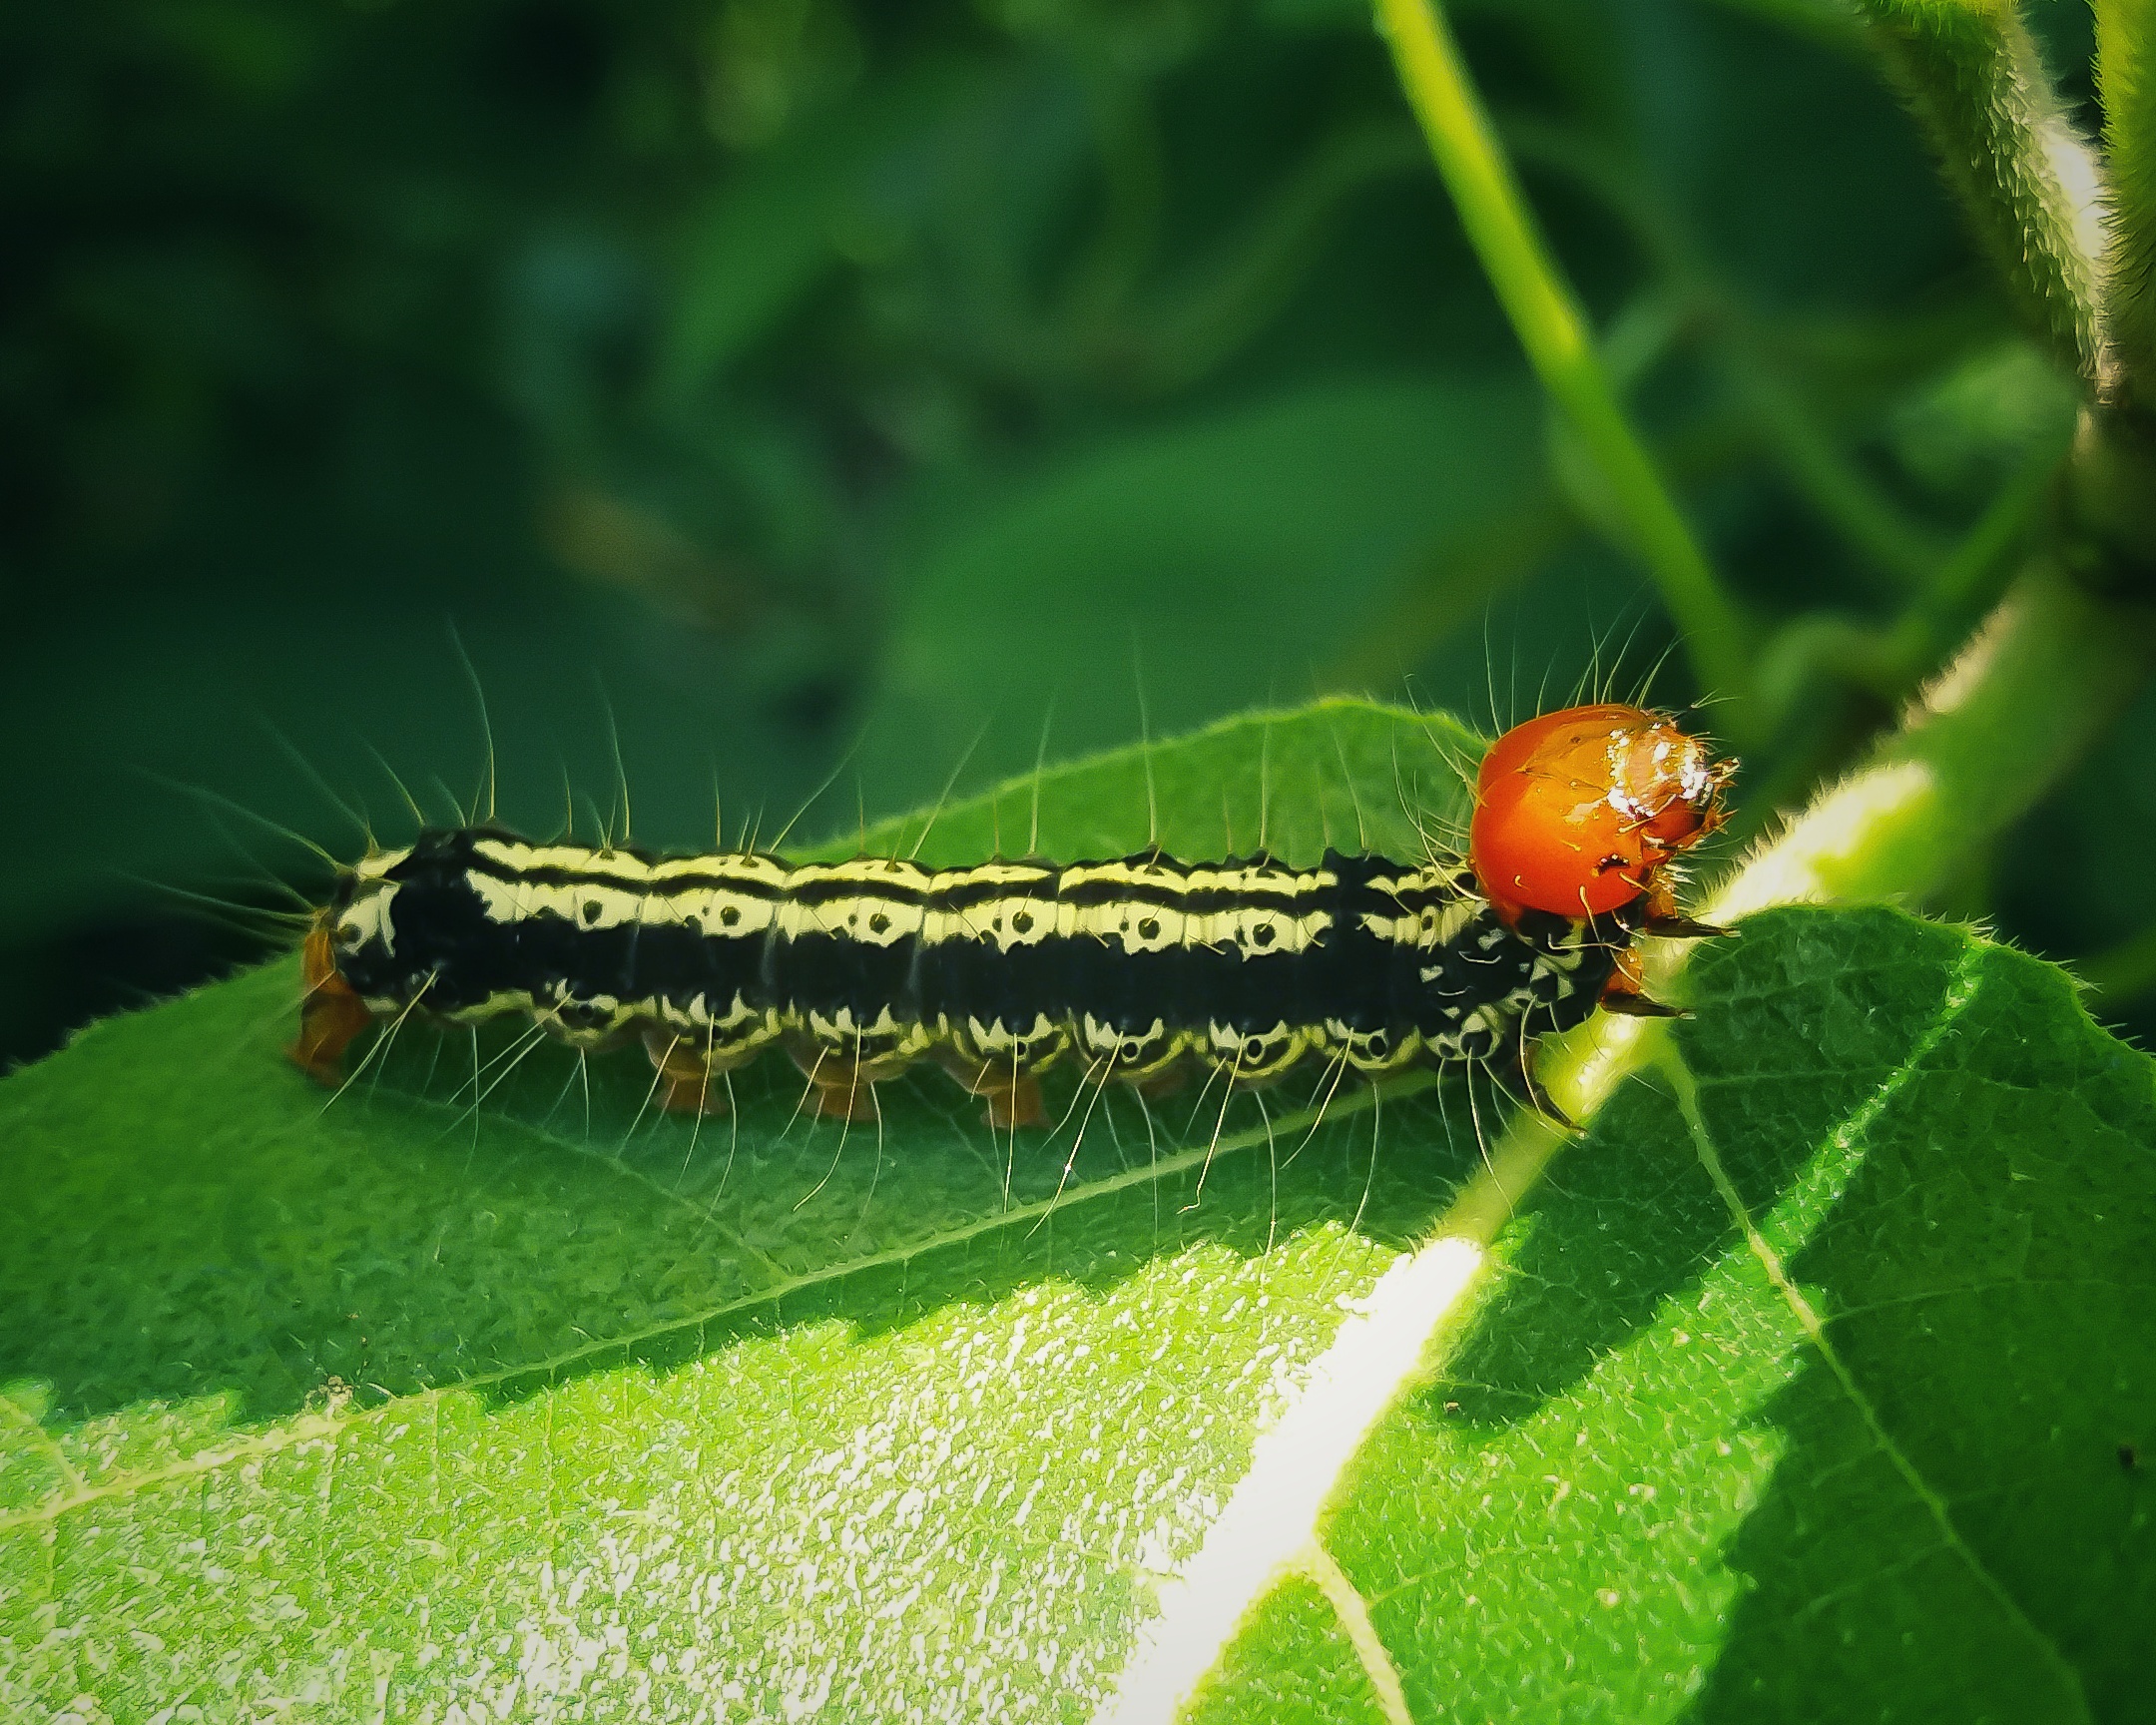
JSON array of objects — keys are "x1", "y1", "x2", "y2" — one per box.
[
  {"x1": 0, "y1": 1389, "x2": 85, "y2": 1497},
  {"x1": 1303, "y1": 1540, "x2": 1414, "y2": 1725},
  {"x1": 1666, "y1": 947, "x2": 2093, "y2": 1718}
]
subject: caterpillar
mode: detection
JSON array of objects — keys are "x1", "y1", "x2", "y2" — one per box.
[{"x1": 287, "y1": 704, "x2": 1734, "y2": 1129}]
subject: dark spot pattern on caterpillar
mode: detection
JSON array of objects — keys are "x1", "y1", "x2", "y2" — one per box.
[{"x1": 288, "y1": 705, "x2": 1734, "y2": 1129}]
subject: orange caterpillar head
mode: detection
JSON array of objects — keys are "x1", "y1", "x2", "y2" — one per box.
[{"x1": 1469, "y1": 703, "x2": 1735, "y2": 920}]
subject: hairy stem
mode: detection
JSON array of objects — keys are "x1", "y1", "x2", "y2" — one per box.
[
  {"x1": 1534, "y1": 562, "x2": 2154, "y2": 1124},
  {"x1": 1852, "y1": 0, "x2": 2108, "y2": 381},
  {"x1": 2097, "y1": 0, "x2": 2156, "y2": 404},
  {"x1": 1710, "y1": 564, "x2": 2151, "y2": 914}
]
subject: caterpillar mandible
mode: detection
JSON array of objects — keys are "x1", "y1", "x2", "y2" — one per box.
[{"x1": 287, "y1": 704, "x2": 1734, "y2": 1129}]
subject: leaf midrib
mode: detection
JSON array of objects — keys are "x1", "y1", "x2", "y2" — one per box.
[{"x1": 1667, "y1": 943, "x2": 2095, "y2": 1719}]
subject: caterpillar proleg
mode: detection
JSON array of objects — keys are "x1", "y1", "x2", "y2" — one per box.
[{"x1": 289, "y1": 705, "x2": 1734, "y2": 1128}]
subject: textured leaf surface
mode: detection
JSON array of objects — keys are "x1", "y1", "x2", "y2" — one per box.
[
  {"x1": 1187, "y1": 904, "x2": 2156, "y2": 1724},
  {"x1": 0, "y1": 704, "x2": 1465, "y2": 1720},
  {"x1": 4, "y1": 702, "x2": 2152, "y2": 1722}
]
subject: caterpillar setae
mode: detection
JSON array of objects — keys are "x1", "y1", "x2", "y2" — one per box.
[{"x1": 287, "y1": 704, "x2": 1735, "y2": 1129}]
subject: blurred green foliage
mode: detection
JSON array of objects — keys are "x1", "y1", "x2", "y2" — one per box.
[{"x1": 5, "y1": 0, "x2": 2151, "y2": 1066}]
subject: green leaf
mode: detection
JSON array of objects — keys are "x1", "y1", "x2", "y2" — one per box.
[
  {"x1": 1852, "y1": 0, "x2": 2108, "y2": 378},
  {"x1": 2098, "y1": 0, "x2": 2156, "y2": 396},
  {"x1": 4, "y1": 703, "x2": 2151, "y2": 1720},
  {"x1": 659, "y1": 59, "x2": 984, "y2": 400},
  {"x1": 0, "y1": 703, "x2": 1462, "y2": 1717},
  {"x1": 857, "y1": 375, "x2": 1549, "y2": 806},
  {"x1": 1186, "y1": 904, "x2": 2156, "y2": 1723}
]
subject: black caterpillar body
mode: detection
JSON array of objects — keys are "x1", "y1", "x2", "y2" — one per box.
[{"x1": 307, "y1": 826, "x2": 1636, "y2": 1122}]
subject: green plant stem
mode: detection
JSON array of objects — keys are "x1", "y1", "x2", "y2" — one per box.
[
  {"x1": 1373, "y1": 0, "x2": 1755, "y2": 719},
  {"x1": 1529, "y1": 560, "x2": 2154, "y2": 1127},
  {"x1": 1714, "y1": 336, "x2": 1947, "y2": 588},
  {"x1": 2098, "y1": 0, "x2": 2156, "y2": 403},
  {"x1": 1124, "y1": 122, "x2": 1426, "y2": 396},
  {"x1": 1711, "y1": 563, "x2": 2152, "y2": 915},
  {"x1": 1502, "y1": 118, "x2": 1950, "y2": 599},
  {"x1": 1449, "y1": 562, "x2": 2147, "y2": 1283},
  {"x1": 1748, "y1": 438, "x2": 2061, "y2": 736},
  {"x1": 1853, "y1": 0, "x2": 2107, "y2": 379}
]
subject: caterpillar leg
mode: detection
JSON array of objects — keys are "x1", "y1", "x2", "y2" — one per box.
[
  {"x1": 934, "y1": 1049, "x2": 1048, "y2": 1129},
  {"x1": 979, "y1": 1075, "x2": 1047, "y2": 1130},
  {"x1": 1464, "y1": 1037, "x2": 1578, "y2": 1130},
  {"x1": 808, "y1": 1074, "x2": 877, "y2": 1122},
  {"x1": 1518, "y1": 1052, "x2": 1577, "y2": 1130},
  {"x1": 1638, "y1": 878, "x2": 1732, "y2": 942},
  {"x1": 1598, "y1": 946, "x2": 1685, "y2": 1018},
  {"x1": 1599, "y1": 989, "x2": 1684, "y2": 1018},
  {"x1": 1127, "y1": 1062, "x2": 1189, "y2": 1101},
  {"x1": 782, "y1": 1043, "x2": 881, "y2": 1122},
  {"x1": 288, "y1": 923, "x2": 374, "y2": 1085},
  {"x1": 782, "y1": 1031, "x2": 924, "y2": 1121},
  {"x1": 1639, "y1": 910, "x2": 1733, "y2": 941},
  {"x1": 642, "y1": 1029, "x2": 730, "y2": 1116}
]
